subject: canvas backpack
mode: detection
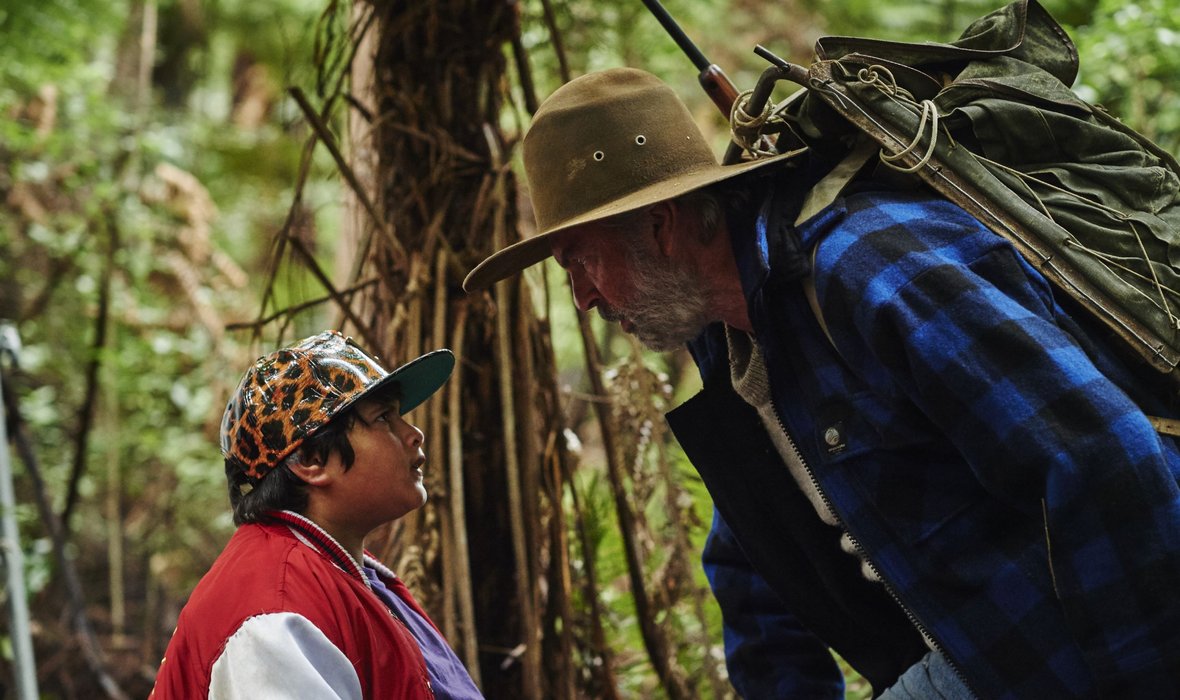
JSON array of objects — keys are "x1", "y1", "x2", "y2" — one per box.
[{"x1": 736, "y1": 0, "x2": 1180, "y2": 420}]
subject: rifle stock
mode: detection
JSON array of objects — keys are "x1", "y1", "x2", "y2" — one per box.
[
  {"x1": 644, "y1": 0, "x2": 802, "y2": 164},
  {"x1": 698, "y1": 64, "x2": 739, "y2": 116}
]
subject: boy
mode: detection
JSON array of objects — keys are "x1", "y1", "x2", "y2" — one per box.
[{"x1": 152, "y1": 330, "x2": 482, "y2": 699}]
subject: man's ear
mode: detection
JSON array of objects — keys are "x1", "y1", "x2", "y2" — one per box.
[
  {"x1": 287, "y1": 454, "x2": 333, "y2": 487},
  {"x1": 649, "y1": 201, "x2": 679, "y2": 259}
]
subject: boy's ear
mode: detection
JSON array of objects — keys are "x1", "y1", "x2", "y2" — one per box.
[{"x1": 287, "y1": 454, "x2": 333, "y2": 487}]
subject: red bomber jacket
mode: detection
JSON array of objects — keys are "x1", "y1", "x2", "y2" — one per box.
[{"x1": 151, "y1": 512, "x2": 435, "y2": 699}]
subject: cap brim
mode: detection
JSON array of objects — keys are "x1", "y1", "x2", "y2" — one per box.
[
  {"x1": 462, "y1": 149, "x2": 803, "y2": 292},
  {"x1": 362, "y1": 349, "x2": 455, "y2": 414}
]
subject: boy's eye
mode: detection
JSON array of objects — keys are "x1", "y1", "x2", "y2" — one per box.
[{"x1": 375, "y1": 405, "x2": 401, "y2": 424}]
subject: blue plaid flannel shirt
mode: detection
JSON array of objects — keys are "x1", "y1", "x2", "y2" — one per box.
[{"x1": 699, "y1": 188, "x2": 1180, "y2": 699}]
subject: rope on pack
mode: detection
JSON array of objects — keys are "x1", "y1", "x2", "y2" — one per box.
[
  {"x1": 855, "y1": 65, "x2": 942, "y2": 173},
  {"x1": 729, "y1": 88, "x2": 784, "y2": 158},
  {"x1": 857, "y1": 65, "x2": 900, "y2": 96},
  {"x1": 1065, "y1": 229, "x2": 1180, "y2": 329},
  {"x1": 977, "y1": 154, "x2": 1180, "y2": 329},
  {"x1": 877, "y1": 99, "x2": 941, "y2": 173},
  {"x1": 1127, "y1": 218, "x2": 1178, "y2": 328}
]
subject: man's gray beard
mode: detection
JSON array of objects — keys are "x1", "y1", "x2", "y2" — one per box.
[{"x1": 599, "y1": 241, "x2": 713, "y2": 352}]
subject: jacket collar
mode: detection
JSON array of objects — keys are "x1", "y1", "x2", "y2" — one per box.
[
  {"x1": 268, "y1": 510, "x2": 395, "y2": 589},
  {"x1": 729, "y1": 169, "x2": 817, "y2": 305},
  {"x1": 730, "y1": 201, "x2": 771, "y2": 300}
]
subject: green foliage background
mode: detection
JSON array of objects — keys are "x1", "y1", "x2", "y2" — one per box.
[{"x1": 0, "y1": 0, "x2": 1177, "y2": 697}]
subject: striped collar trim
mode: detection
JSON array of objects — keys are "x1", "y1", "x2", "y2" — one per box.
[
  {"x1": 364, "y1": 553, "x2": 398, "y2": 582},
  {"x1": 269, "y1": 510, "x2": 370, "y2": 588}
]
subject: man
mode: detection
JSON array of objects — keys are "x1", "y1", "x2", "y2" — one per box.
[
  {"x1": 152, "y1": 331, "x2": 483, "y2": 699},
  {"x1": 462, "y1": 66, "x2": 1180, "y2": 698}
]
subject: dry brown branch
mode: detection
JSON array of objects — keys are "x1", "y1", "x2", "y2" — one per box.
[
  {"x1": 554, "y1": 429, "x2": 620, "y2": 699},
  {"x1": 286, "y1": 235, "x2": 381, "y2": 351},
  {"x1": 255, "y1": 133, "x2": 316, "y2": 337},
  {"x1": 288, "y1": 86, "x2": 406, "y2": 272},
  {"x1": 611, "y1": 347, "x2": 731, "y2": 696},
  {"x1": 21, "y1": 254, "x2": 75, "y2": 320},
  {"x1": 539, "y1": 0, "x2": 571, "y2": 84},
  {"x1": 224, "y1": 278, "x2": 379, "y2": 332},
  {"x1": 429, "y1": 250, "x2": 451, "y2": 632},
  {"x1": 510, "y1": 8, "x2": 539, "y2": 116},
  {"x1": 576, "y1": 312, "x2": 693, "y2": 700},
  {"x1": 515, "y1": 274, "x2": 547, "y2": 696},
  {"x1": 61, "y1": 206, "x2": 117, "y2": 533},
  {"x1": 445, "y1": 298, "x2": 480, "y2": 683},
  {"x1": 493, "y1": 241, "x2": 542, "y2": 700}
]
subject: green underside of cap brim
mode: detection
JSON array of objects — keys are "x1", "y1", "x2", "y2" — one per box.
[
  {"x1": 380, "y1": 349, "x2": 456, "y2": 414},
  {"x1": 344, "y1": 348, "x2": 455, "y2": 419}
]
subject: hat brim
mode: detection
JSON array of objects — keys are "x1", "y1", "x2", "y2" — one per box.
[
  {"x1": 462, "y1": 149, "x2": 804, "y2": 292},
  {"x1": 360, "y1": 349, "x2": 455, "y2": 415}
]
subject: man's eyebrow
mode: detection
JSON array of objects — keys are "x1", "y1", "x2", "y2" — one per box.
[{"x1": 552, "y1": 239, "x2": 578, "y2": 268}]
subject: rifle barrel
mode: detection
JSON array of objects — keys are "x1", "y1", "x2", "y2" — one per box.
[
  {"x1": 640, "y1": 0, "x2": 740, "y2": 115},
  {"x1": 640, "y1": 0, "x2": 710, "y2": 72}
]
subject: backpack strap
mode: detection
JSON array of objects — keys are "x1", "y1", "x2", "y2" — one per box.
[
  {"x1": 798, "y1": 139, "x2": 878, "y2": 352},
  {"x1": 1147, "y1": 416, "x2": 1180, "y2": 437},
  {"x1": 795, "y1": 138, "x2": 879, "y2": 227}
]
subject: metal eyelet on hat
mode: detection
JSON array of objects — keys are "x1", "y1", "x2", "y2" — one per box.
[
  {"x1": 593, "y1": 150, "x2": 605, "y2": 161},
  {"x1": 635, "y1": 135, "x2": 647, "y2": 145}
]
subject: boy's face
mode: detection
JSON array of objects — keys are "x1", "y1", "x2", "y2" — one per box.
[{"x1": 328, "y1": 397, "x2": 428, "y2": 529}]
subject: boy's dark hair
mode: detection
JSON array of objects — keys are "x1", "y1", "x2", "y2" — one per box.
[{"x1": 226, "y1": 382, "x2": 401, "y2": 526}]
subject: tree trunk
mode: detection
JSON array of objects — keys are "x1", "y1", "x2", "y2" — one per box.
[{"x1": 340, "y1": 2, "x2": 578, "y2": 696}]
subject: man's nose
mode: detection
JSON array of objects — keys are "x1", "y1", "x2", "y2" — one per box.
[{"x1": 567, "y1": 269, "x2": 600, "y2": 313}]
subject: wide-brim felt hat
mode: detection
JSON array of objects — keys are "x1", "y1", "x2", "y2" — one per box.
[
  {"x1": 221, "y1": 331, "x2": 454, "y2": 481},
  {"x1": 463, "y1": 67, "x2": 798, "y2": 292}
]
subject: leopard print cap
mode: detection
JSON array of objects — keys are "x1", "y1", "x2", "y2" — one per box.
[{"x1": 221, "y1": 331, "x2": 454, "y2": 481}]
